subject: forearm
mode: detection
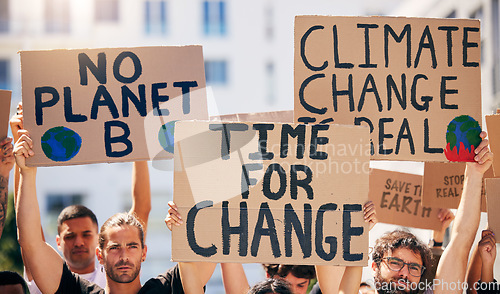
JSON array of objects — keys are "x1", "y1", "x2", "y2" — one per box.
[
  {"x1": 221, "y1": 263, "x2": 250, "y2": 294},
  {"x1": 16, "y1": 169, "x2": 63, "y2": 293},
  {"x1": 480, "y1": 262, "x2": 495, "y2": 284},
  {"x1": 315, "y1": 265, "x2": 346, "y2": 294},
  {"x1": 179, "y1": 262, "x2": 205, "y2": 294},
  {"x1": 130, "y1": 161, "x2": 151, "y2": 234},
  {"x1": 466, "y1": 245, "x2": 481, "y2": 294},
  {"x1": 0, "y1": 173, "x2": 8, "y2": 239},
  {"x1": 435, "y1": 165, "x2": 484, "y2": 293},
  {"x1": 450, "y1": 166, "x2": 482, "y2": 252},
  {"x1": 16, "y1": 169, "x2": 42, "y2": 247},
  {"x1": 433, "y1": 229, "x2": 445, "y2": 244},
  {"x1": 339, "y1": 266, "x2": 362, "y2": 294}
]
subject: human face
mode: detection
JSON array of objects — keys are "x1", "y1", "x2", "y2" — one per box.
[
  {"x1": 372, "y1": 248, "x2": 423, "y2": 294},
  {"x1": 56, "y1": 216, "x2": 98, "y2": 274},
  {"x1": 275, "y1": 273, "x2": 309, "y2": 294},
  {"x1": 98, "y1": 225, "x2": 146, "y2": 284},
  {"x1": 0, "y1": 284, "x2": 25, "y2": 294}
]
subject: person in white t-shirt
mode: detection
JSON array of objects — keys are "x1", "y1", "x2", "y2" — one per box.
[{"x1": 24, "y1": 205, "x2": 107, "y2": 294}]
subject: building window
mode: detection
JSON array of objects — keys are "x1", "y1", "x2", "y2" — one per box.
[
  {"x1": 470, "y1": 7, "x2": 484, "y2": 65},
  {"x1": 0, "y1": 60, "x2": 9, "y2": 90},
  {"x1": 493, "y1": 0, "x2": 500, "y2": 94},
  {"x1": 264, "y1": 4, "x2": 273, "y2": 41},
  {"x1": 95, "y1": 0, "x2": 119, "y2": 22},
  {"x1": 203, "y1": 0, "x2": 226, "y2": 36},
  {"x1": 266, "y1": 62, "x2": 275, "y2": 105},
  {"x1": 46, "y1": 193, "x2": 83, "y2": 214},
  {"x1": 0, "y1": 0, "x2": 9, "y2": 33},
  {"x1": 145, "y1": 0, "x2": 167, "y2": 35},
  {"x1": 45, "y1": 0, "x2": 70, "y2": 33},
  {"x1": 205, "y1": 60, "x2": 227, "y2": 85}
]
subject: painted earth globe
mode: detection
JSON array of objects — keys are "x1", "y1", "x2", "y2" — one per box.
[
  {"x1": 41, "y1": 126, "x2": 82, "y2": 162},
  {"x1": 445, "y1": 115, "x2": 481, "y2": 162},
  {"x1": 158, "y1": 121, "x2": 177, "y2": 154}
]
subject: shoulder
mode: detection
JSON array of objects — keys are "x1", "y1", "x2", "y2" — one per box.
[
  {"x1": 56, "y1": 263, "x2": 105, "y2": 294},
  {"x1": 139, "y1": 265, "x2": 185, "y2": 294}
]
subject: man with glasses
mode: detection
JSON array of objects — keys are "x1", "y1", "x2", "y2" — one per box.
[{"x1": 371, "y1": 230, "x2": 431, "y2": 294}]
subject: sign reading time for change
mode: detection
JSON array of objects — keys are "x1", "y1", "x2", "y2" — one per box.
[
  {"x1": 0, "y1": 90, "x2": 11, "y2": 140},
  {"x1": 172, "y1": 121, "x2": 370, "y2": 265},
  {"x1": 21, "y1": 46, "x2": 208, "y2": 166},
  {"x1": 294, "y1": 16, "x2": 482, "y2": 161},
  {"x1": 369, "y1": 168, "x2": 440, "y2": 230}
]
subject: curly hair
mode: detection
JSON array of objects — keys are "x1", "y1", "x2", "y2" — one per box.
[
  {"x1": 262, "y1": 264, "x2": 316, "y2": 280},
  {"x1": 372, "y1": 229, "x2": 432, "y2": 274}
]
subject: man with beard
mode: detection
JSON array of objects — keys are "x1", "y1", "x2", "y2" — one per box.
[
  {"x1": 371, "y1": 230, "x2": 432, "y2": 294},
  {"x1": 14, "y1": 131, "x2": 213, "y2": 294},
  {"x1": 371, "y1": 131, "x2": 493, "y2": 294},
  {"x1": 10, "y1": 106, "x2": 152, "y2": 293}
]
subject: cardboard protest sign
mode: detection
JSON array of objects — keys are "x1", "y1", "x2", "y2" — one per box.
[
  {"x1": 422, "y1": 162, "x2": 492, "y2": 211},
  {"x1": 485, "y1": 178, "x2": 500, "y2": 241},
  {"x1": 369, "y1": 168, "x2": 441, "y2": 230},
  {"x1": 172, "y1": 121, "x2": 371, "y2": 265},
  {"x1": 486, "y1": 114, "x2": 500, "y2": 176},
  {"x1": 0, "y1": 90, "x2": 11, "y2": 140},
  {"x1": 212, "y1": 110, "x2": 294, "y2": 123},
  {"x1": 294, "y1": 16, "x2": 482, "y2": 161},
  {"x1": 21, "y1": 46, "x2": 208, "y2": 166}
]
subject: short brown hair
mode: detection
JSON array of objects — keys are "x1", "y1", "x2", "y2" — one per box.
[
  {"x1": 372, "y1": 229, "x2": 432, "y2": 273},
  {"x1": 262, "y1": 264, "x2": 316, "y2": 280},
  {"x1": 57, "y1": 205, "x2": 98, "y2": 234},
  {"x1": 98, "y1": 213, "x2": 144, "y2": 250}
]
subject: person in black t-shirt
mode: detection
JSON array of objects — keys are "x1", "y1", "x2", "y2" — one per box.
[{"x1": 14, "y1": 132, "x2": 214, "y2": 294}]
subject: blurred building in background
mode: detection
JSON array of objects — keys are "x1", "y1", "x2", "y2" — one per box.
[
  {"x1": 0, "y1": 0, "x2": 497, "y2": 292},
  {"x1": 392, "y1": 0, "x2": 500, "y2": 119}
]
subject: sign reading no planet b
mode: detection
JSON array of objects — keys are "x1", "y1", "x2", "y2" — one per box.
[
  {"x1": 294, "y1": 16, "x2": 482, "y2": 161},
  {"x1": 172, "y1": 121, "x2": 370, "y2": 265},
  {"x1": 21, "y1": 46, "x2": 208, "y2": 166}
]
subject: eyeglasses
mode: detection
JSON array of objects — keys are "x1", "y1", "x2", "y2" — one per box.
[{"x1": 382, "y1": 257, "x2": 425, "y2": 277}]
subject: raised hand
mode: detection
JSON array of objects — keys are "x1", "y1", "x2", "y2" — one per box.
[
  {"x1": 165, "y1": 201, "x2": 183, "y2": 231},
  {"x1": 363, "y1": 200, "x2": 378, "y2": 231}
]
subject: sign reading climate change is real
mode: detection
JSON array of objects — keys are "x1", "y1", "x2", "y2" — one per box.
[
  {"x1": 295, "y1": 16, "x2": 482, "y2": 161},
  {"x1": 172, "y1": 121, "x2": 370, "y2": 265},
  {"x1": 21, "y1": 46, "x2": 208, "y2": 166}
]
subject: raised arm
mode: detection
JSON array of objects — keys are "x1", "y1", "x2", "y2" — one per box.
[
  {"x1": 165, "y1": 201, "x2": 217, "y2": 287},
  {"x1": 220, "y1": 263, "x2": 250, "y2": 294},
  {"x1": 478, "y1": 230, "x2": 496, "y2": 284},
  {"x1": 178, "y1": 262, "x2": 206, "y2": 294},
  {"x1": 129, "y1": 161, "x2": 151, "y2": 235},
  {"x1": 9, "y1": 102, "x2": 22, "y2": 202},
  {"x1": 10, "y1": 103, "x2": 46, "y2": 285},
  {"x1": 316, "y1": 201, "x2": 378, "y2": 294},
  {"x1": 0, "y1": 136, "x2": 14, "y2": 239},
  {"x1": 435, "y1": 132, "x2": 493, "y2": 294},
  {"x1": 14, "y1": 130, "x2": 64, "y2": 293},
  {"x1": 466, "y1": 241, "x2": 482, "y2": 294}
]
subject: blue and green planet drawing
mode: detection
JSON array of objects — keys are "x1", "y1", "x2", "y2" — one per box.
[
  {"x1": 41, "y1": 121, "x2": 177, "y2": 162},
  {"x1": 158, "y1": 120, "x2": 177, "y2": 154},
  {"x1": 445, "y1": 115, "x2": 481, "y2": 162},
  {"x1": 41, "y1": 126, "x2": 82, "y2": 162}
]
